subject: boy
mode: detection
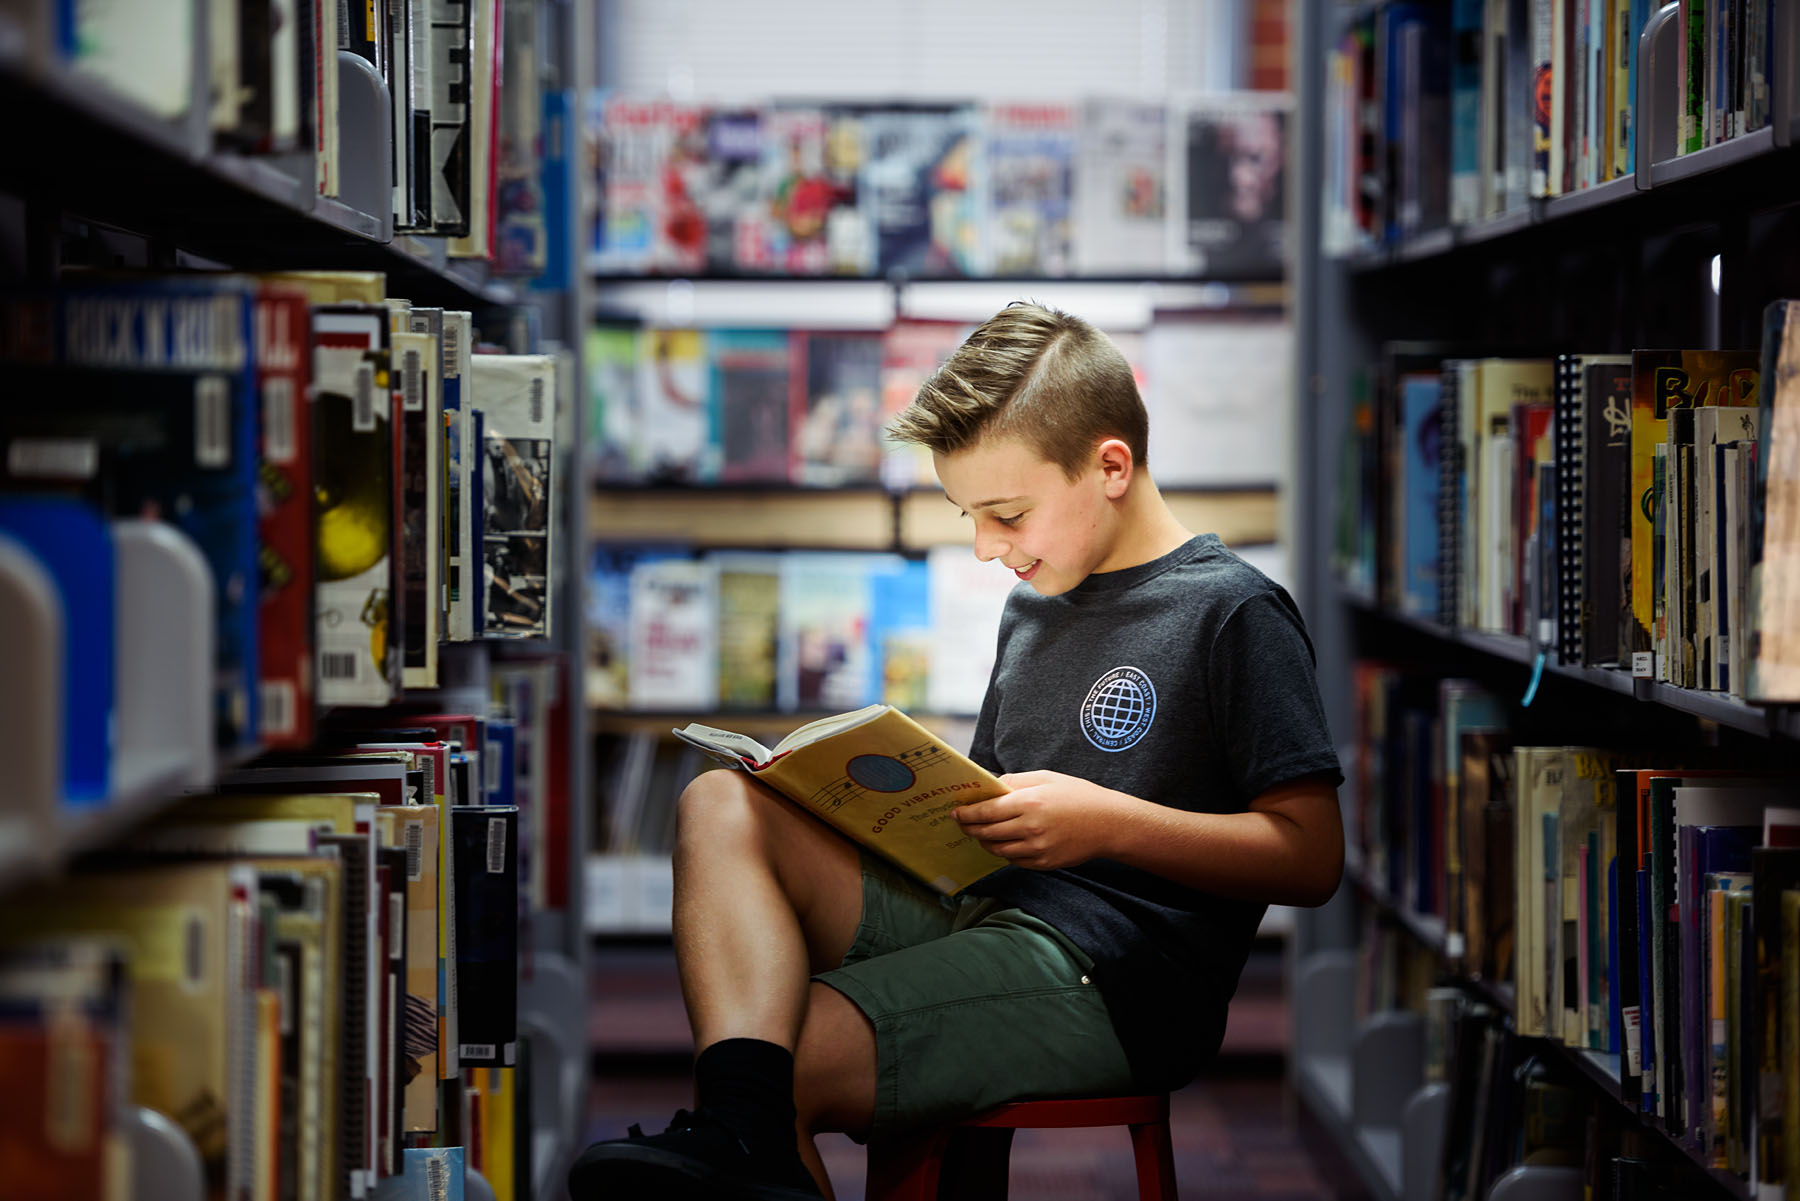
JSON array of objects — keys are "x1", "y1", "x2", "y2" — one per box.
[{"x1": 570, "y1": 301, "x2": 1343, "y2": 1200}]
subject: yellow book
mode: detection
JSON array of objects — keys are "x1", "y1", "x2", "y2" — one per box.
[
  {"x1": 1628, "y1": 351, "x2": 1760, "y2": 671},
  {"x1": 375, "y1": 806, "x2": 441, "y2": 1133},
  {"x1": 483, "y1": 1067, "x2": 515, "y2": 1201},
  {"x1": 6, "y1": 863, "x2": 248, "y2": 1189},
  {"x1": 256, "y1": 270, "x2": 387, "y2": 305},
  {"x1": 673, "y1": 704, "x2": 1010, "y2": 895}
]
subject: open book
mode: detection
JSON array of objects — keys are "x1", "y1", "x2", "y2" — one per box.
[{"x1": 673, "y1": 704, "x2": 1010, "y2": 895}]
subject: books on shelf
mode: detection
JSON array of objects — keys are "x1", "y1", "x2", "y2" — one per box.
[
  {"x1": 1348, "y1": 660, "x2": 1800, "y2": 1192},
  {"x1": 1334, "y1": 324, "x2": 1800, "y2": 704},
  {"x1": 585, "y1": 91, "x2": 1293, "y2": 280},
  {"x1": 1321, "y1": 1, "x2": 1783, "y2": 252}
]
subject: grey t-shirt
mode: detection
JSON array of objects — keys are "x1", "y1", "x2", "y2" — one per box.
[{"x1": 966, "y1": 533, "x2": 1342, "y2": 1088}]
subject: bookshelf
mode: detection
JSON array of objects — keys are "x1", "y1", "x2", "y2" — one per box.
[
  {"x1": 1291, "y1": 1, "x2": 1800, "y2": 1199},
  {"x1": 0, "y1": 3, "x2": 593, "y2": 1200}
]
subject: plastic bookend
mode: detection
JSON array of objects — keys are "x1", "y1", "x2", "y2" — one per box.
[
  {"x1": 334, "y1": 50, "x2": 395, "y2": 238},
  {"x1": 113, "y1": 520, "x2": 215, "y2": 791},
  {"x1": 130, "y1": 1106, "x2": 205, "y2": 1201},
  {"x1": 0, "y1": 532, "x2": 61, "y2": 858},
  {"x1": 1634, "y1": 5, "x2": 1682, "y2": 187}
]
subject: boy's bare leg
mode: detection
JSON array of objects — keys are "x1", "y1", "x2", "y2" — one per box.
[
  {"x1": 671, "y1": 770, "x2": 879, "y2": 1194},
  {"x1": 673, "y1": 768, "x2": 866, "y2": 1045}
]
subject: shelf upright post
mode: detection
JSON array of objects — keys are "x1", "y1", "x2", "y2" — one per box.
[{"x1": 1776, "y1": 0, "x2": 1799, "y2": 147}]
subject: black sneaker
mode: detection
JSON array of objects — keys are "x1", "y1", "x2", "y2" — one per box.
[{"x1": 567, "y1": 1107, "x2": 825, "y2": 1200}]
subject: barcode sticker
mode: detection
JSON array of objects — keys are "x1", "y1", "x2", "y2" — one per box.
[
  {"x1": 353, "y1": 363, "x2": 376, "y2": 431},
  {"x1": 6, "y1": 437, "x2": 97, "y2": 479},
  {"x1": 195, "y1": 375, "x2": 230, "y2": 467},
  {"x1": 403, "y1": 349, "x2": 423, "y2": 410},
  {"x1": 529, "y1": 374, "x2": 545, "y2": 424},
  {"x1": 441, "y1": 319, "x2": 460, "y2": 376},
  {"x1": 260, "y1": 681, "x2": 296, "y2": 737},
  {"x1": 321, "y1": 652, "x2": 358, "y2": 681},
  {"x1": 486, "y1": 818, "x2": 506, "y2": 874},
  {"x1": 389, "y1": 894, "x2": 404, "y2": 960},
  {"x1": 404, "y1": 820, "x2": 424, "y2": 881},
  {"x1": 264, "y1": 377, "x2": 296, "y2": 463},
  {"x1": 424, "y1": 1157, "x2": 449, "y2": 1201},
  {"x1": 460, "y1": 1042, "x2": 496, "y2": 1060}
]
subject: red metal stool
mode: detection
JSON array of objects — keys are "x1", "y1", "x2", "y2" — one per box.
[{"x1": 864, "y1": 1093, "x2": 1177, "y2": 1201}]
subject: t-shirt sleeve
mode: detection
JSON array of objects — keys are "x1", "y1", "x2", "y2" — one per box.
[{"x1": 1206, "y1": 589, "x2": 1344, "y2": 801}]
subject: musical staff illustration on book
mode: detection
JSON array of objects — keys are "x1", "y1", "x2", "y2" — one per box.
[{"x1": 806, "y1": 741, "x2": 952, "y2": 812}]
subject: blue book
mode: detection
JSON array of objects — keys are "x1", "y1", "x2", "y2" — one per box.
[
  {"x1": 372, "y1": 1146, "x2": 465, "y2": 1200},
  {"x1": 1400, "y1": 373, "x2": 1442, "y2": 617},
  {"x1": 484, "y1": 719, "x2": 516, "y2": 807},
  {"x1": 0, "y1": 497, "x2": 114, "y2": 805},
  {"x1": 54, "y1": 278, "x2": 260, "y2": 751},
  {"x1": 534, "y1": 89, "x2": 576, "y2": 292},
  {"x1": 1449, "y1": 0, "x2": 1484, "y2": 223},
  {"x1": 867, "y1": 557, "x2": 932, "y2": 711}
]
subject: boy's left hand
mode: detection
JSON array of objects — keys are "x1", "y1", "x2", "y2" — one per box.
[{"x1": 953, "y1": 771, "x2": 1134, "y2": 870}]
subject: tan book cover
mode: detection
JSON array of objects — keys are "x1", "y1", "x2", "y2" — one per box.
[
  {"x1": 6, "y1": 863, "x2": 248, "y2": 1188},
  {"x1": 674, "y1": 705, "x2": 1010, "y2": 895},
  {"x1": 376, "y1": 806, "x2": 441, "y2": 1132}
]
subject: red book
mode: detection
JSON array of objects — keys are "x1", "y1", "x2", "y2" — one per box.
[{"x1": 254, "y1": 285, "x2": 315, "y2": 748}]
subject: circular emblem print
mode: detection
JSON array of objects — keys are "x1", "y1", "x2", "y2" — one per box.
[
  {"x1": 1080, "y1": 666, "x2": 1157, "y2": 752},
  {"x1": 846, "y1": 754, "x2": 917, "y2": 793}
]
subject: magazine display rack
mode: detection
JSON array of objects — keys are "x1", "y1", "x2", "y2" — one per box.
[{"x1": 1290, "y1": 0, "x2": 1800, "y2": 1197}]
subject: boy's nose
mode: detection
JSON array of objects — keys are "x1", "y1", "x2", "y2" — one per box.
[{"x1": 972, "y1": 527, "x2": 1008, "y2": 563}]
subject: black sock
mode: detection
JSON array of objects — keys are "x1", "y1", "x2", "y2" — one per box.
[{"x1": 693, "y1": 1037, "x2": 798, "y2": 1155}]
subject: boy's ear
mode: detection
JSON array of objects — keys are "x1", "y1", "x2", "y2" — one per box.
[{"x1": 1095, "y1": 437, "x2": 1134, "y2": 499}]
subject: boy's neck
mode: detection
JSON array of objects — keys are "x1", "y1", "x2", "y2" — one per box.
[{"x1": 1104, "y1": 472, "x2": 1195, "y2": 572}]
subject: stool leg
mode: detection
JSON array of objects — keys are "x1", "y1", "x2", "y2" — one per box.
[
  {"x1": 939, "y1": 1127, "x2": 1014, "y2": 1201},
  {"x1": 1128, "y1": 1121, "x2": 1178, "y2": 1201},
  {"x1": 865, "y1": 1127, "x2": 952, "y2": 1201}
]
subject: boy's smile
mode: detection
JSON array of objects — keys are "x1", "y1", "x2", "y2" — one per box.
[{"x1": 934, "y1": 435, "x2": 1126, "y2": 597}]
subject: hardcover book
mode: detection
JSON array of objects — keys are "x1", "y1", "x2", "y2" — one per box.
[
  {"x1": 1629, "y1": 350, "x2": 1760, "y2": 675},
  {"x1": 472, "y1": 353, "x2": 557, "y2": 638},
  {"x1": 673, "y1": 704, "x2": 1009, "y2": 895},
  {"x1": 792, "y1": 331, "x2": 884, "y2": 487},
  {"x1": 859, "y1": 104, "x2": 982, "y2": 278},
  {"x1": 710, "y1": 329, "x2": 793, "y2": 484},
  {"x1": 255, "y1": 285, "x2": 316, "y2": 747},
  {"x1": 313, "y1": 305, "x2": 398, "y2": 706},
  {"x1": 451, "y1": 805, "x2": 519, "y2": 1069},
  {"x1": 1074, "y1": 98, "x2": 1168, "y2": 275},
  {"x1": 984, "y1": 102, "x2": 1075, "y2": 276}
]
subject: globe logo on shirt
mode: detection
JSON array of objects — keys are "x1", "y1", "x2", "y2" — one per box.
[{"x1": 1080, "y1": 666, "x2": 1157, "y2": 752}]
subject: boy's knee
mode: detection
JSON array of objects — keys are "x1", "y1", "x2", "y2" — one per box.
[{"x1": 675, "y1": 769, "x2": 762, "y2": 844}]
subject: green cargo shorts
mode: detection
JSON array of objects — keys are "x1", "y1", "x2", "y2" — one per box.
[{"x1": 813, "y1": 851, "x2": 1136, "y2": 1131}]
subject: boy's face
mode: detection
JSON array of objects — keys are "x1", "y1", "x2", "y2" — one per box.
[{"x1": 935, "y1": 435, "x2": 1123, "y2": 597}]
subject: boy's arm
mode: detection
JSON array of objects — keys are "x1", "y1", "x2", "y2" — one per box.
[{"x1": 953, "y1": 770, "x2": 1344, "y2": 908}]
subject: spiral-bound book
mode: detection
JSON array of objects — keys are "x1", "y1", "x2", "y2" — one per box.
[{"x1": 1554, "y1": 354, "x2": 1587, "y2": 664}]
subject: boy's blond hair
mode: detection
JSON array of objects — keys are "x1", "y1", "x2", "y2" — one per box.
[{"x1": 886, "y1": 301, "x2": 1148, "y2": 479}]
